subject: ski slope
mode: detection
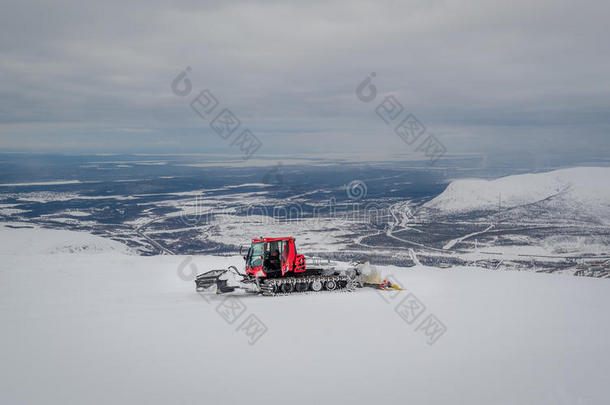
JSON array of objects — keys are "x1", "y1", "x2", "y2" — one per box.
[{"x1": 1, "y1": 225, "x2": 609, "y2": 404}]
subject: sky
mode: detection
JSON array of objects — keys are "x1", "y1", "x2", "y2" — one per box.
[{"x1": 0, "y1": 0, "x2": 609, "y2": 161}]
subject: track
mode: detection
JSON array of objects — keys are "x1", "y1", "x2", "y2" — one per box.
[{"x1": 260, "y1": 275, "x2": 357, "y2": 296}]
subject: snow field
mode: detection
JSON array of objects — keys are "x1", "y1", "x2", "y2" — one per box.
[{"x1": 1, "y1": 226, "x2": 609, "y2": 404}]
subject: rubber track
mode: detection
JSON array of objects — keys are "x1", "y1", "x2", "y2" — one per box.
[{"x1": 260, "y1": 275, "x2": 359, "y2": 296}]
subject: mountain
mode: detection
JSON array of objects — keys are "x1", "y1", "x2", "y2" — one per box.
[{"x1": 424, "y1": 167, "x2": 610, "y2": 224}]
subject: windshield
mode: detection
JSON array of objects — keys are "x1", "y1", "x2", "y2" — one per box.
[{"x1": 247, "y1": 242, "x2": 264, "y2": 267}]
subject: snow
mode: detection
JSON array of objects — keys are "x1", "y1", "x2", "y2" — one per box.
[
  {"x1": 65, "y1": 210, "x2": 91, "y2": 217},
  {"x1": 0, "y1": 208, "x2": 29, "y2": 215},
  {"x1": 209, "y1": 214, "x2": 354, "y2": 250},
  {"x1": 0, "y1": 180, "x2": 82, "y2": 187},
  {"x1": 459, "y1": 235, "x2": 610, "y2": 261},
  {"x1": 443, "y1": 223, "x2": 494, "y2": 250},
  {"x1": 1, "y1": 226, "x2": 609, "y2": 404},
  {"x1": 0, "y1": 224, "x2": 133, "y2": 255},
  {"x1": 0, "y1": 192, "x2": 136, "y2": 203},
  {"x1": 425, "y1": 167, "x2": 610, "y2": 219}
]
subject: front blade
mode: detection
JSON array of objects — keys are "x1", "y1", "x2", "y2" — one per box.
[{"x1": 195, "y1": 269, "x2": 226, "y2": 291}]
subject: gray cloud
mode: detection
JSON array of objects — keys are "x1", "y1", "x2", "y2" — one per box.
[{"x1": 0, "y1": 0, "x2": 609, "y2": 158}]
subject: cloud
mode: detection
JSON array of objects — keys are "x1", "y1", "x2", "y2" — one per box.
[{"x1": 0, "y1": 0, "x2": 609, "y2": 158}]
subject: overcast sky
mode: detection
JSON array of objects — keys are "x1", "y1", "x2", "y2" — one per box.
[{"x1": 1, "y1": 0, "x2": 609, "y2": 160}]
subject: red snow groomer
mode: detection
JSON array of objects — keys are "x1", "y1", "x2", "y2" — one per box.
[
  {"x1": 195, "y1": 236, "x2": 364, "y2": 296},
  {"x1": 244, "y1": 237, "x2": 306, "y2": 278}
]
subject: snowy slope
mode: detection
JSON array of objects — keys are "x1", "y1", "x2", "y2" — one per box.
[
  {"x1": 0, "y1": 223, "x2": 134, "y2": 255},
  {"x1": 1, "y1": 226, "x2": 609, "y2": 405},
  {"x1": 424, "y1": 167, "x2": 610, "y2": 219}
]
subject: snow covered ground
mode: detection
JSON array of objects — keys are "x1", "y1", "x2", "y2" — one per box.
[
  {"x1": 1, "y1": 225, "x2": 609, "y2": 404},
  {"x1": 425, "y1": 167, "x2": 610, "y2": 222}
]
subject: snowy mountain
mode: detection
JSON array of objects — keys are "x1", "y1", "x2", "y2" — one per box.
[
  {"x1": 1, "y1": 225, "x2": 609, "y2": 404},
  {"x1": 424, "y1": 167, "x2": 610, "y2": 223}
]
